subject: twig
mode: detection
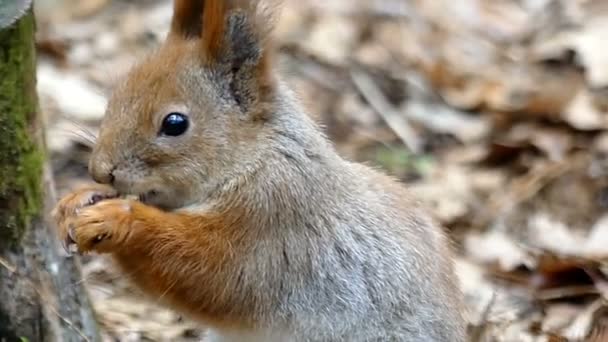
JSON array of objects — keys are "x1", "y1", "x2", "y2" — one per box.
[
  {"x1": 476, "y1": 154, "x2": 585, "y2": 228},
  {"x1": 351, "y1": 69, "x2": 422, "y2": 154},
  {"x1": 536, "y1": 285, "x2": 599, "y2": 301},
  {"x1": 0, "y1": 256, "x2": 16, "y2": 274},
  {"x1": 0, "y1": 255, "x2": 92, "y2": 342},
  {"x1": 45, "y1": 301, "x2": 92, "y2": 342}
]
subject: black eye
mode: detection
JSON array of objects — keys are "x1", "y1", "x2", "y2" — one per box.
[{"x1": 160, "y1": 112, "x2": 189, "y2": 136}]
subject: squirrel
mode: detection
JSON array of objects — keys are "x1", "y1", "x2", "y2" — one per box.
[{"x1": 52, "y1": 1, "x2": 466, "y2": 341}]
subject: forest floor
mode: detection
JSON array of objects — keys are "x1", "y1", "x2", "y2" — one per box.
[{"x1": 35, "y1": 0, "x2": 608, "y2": 340}]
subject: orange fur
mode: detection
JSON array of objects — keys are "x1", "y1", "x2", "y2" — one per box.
[
  {"x1": 170, "y1": 0, "x2": 205, "y2": 39},
  {"x1": 201, "y1": 0, "x2": 227, "y2": 61},
  {"x1": 169, "y1": 0, "x2": 229, "y2": 62},
  {"x1": 54, "y1": 185, "x2": 256, "y2": 329}
]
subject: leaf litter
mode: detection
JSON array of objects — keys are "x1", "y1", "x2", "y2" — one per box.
[{"x1": 35, "y1": 0, "x2": 608, "y2": 340}]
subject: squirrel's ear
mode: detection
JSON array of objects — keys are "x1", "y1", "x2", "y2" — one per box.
[
  {"x1": 202, "y1": 1, "x2": 277, "y2": 117},
  {"x1": 169, "y1": 0, "x2": 278, "y2": 116},
  {"x1": 169, "y1": 0, "x2": 226, "y2": 60},
  {"x1": 221, "y1": 1, "x2": 279, "y2": 117}
]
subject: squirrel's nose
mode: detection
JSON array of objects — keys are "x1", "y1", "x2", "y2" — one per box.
[{"x1": 89, "y1": 155, "x2": 115, "y2": 185}]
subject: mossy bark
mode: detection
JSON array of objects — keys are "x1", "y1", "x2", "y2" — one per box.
[
  {"x1": 0, "y1": 7, "x2": 100, "y2": 342},
  {"x1": 0, "y1": 9, "x2": 44, "y2": 340},
  {"x1": 0, "y1": 2, "x2": 42, "y2": 250}
]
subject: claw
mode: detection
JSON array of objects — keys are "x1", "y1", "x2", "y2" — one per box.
[
  {"x1": 61, "y1": 239, "x2": 71, "y2": 255},
  {"x1": 88, "y1": 194, "x2": 103, "y2": 206},
  {"x1": 88, "y1": 192, "x2": 115, "y2": 206},
  {"x1": 68, "y1": 243, "x2": 79, "y2": 255},
  {"x1": 93, "y1": 233, "x2": 107, "y2": 243},
  {"x1": 63, "y1": 225, "x2": 77, "y2": 255}
]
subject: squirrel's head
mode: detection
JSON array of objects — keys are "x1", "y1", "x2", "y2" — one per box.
[{"x1": 89, "y1": 0, "x2": 278, "y2": 209}]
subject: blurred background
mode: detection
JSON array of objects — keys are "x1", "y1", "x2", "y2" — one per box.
[{"x1": 33, "y1": 0, "x2": 608, "y2": 340}]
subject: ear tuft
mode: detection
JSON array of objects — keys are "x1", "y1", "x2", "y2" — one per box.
[
  {"x1": 169, "y1": 1, "x2": 279, "y2": 59},
  {"x1": 169, "y1": 0, "x2": 229, "y2": 58},
  {"x1": 201, "y1": 0, "x2": 228, "y2": 61},
  {"x1": 169, "y1": 0, "x2": 205, "y2": 39}
]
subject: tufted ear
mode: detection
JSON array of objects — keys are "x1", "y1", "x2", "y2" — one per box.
[
  {"x1": 221, "y1": 1, "x2": 279, "y2": 117},
  {"x1": 168, "y1": 1, "x2": 279, "y2": 117}
]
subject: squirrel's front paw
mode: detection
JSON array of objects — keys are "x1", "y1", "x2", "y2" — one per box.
[
  {"x1": 52, "y1": 184, "x2": 118, "y2": 223},
  {"x1": 62, "y1": 199, "x2": 134, "y2": 254},
  {"x1": 53, "y1": 184, "x2": 119, "y2": 253}
]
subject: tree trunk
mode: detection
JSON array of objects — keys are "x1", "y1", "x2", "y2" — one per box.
[{"x1": 0, "y1": 6, "x2": 100, "y2": 342}]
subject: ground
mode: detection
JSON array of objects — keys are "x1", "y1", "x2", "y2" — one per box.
[{"x1": 34, "y1": 0, "x2": 608, "y2": 340}]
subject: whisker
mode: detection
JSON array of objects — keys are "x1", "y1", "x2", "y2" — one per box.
[
  {"x1": 58, "y1": 115, "x2": 99, "y2": 141},
  {"x1": 60, "y1": 128, "x2": 96, "y2": 142},
  {"x1": 55, "y1": 128, "x2": 96, "y2": 148}
]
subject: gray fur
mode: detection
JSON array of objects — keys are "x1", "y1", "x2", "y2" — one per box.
[
  {"x1": 91, "y1": 3, "x2": 467, "y2": 340},
  {"x1": 198, "y1": 84, "x2": 466, "y2": 341}
]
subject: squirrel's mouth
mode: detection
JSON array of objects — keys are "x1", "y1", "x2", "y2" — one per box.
[
  {"x1": 137, "y1": 190, "x2": 179, "y2": 211},
  {"x1": 138, "y1": 190, "x2": 159, "y2": 204}
]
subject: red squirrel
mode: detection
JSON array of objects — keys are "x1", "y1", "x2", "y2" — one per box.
[{"x1": 52, "y1": 1, "x2": 466, "y2": 340}]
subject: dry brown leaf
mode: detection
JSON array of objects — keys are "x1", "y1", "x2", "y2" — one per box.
[{"x1": 564, "y1": 90, "x2": 608, "y2": 130}]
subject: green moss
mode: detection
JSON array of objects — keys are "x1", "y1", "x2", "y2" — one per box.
[
  {"x1": 0, "y1": 11, "x2": 43, "y2": 249},
  {"x1": 365, "y1": 145, "x2": 435, "y2": 181}
]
